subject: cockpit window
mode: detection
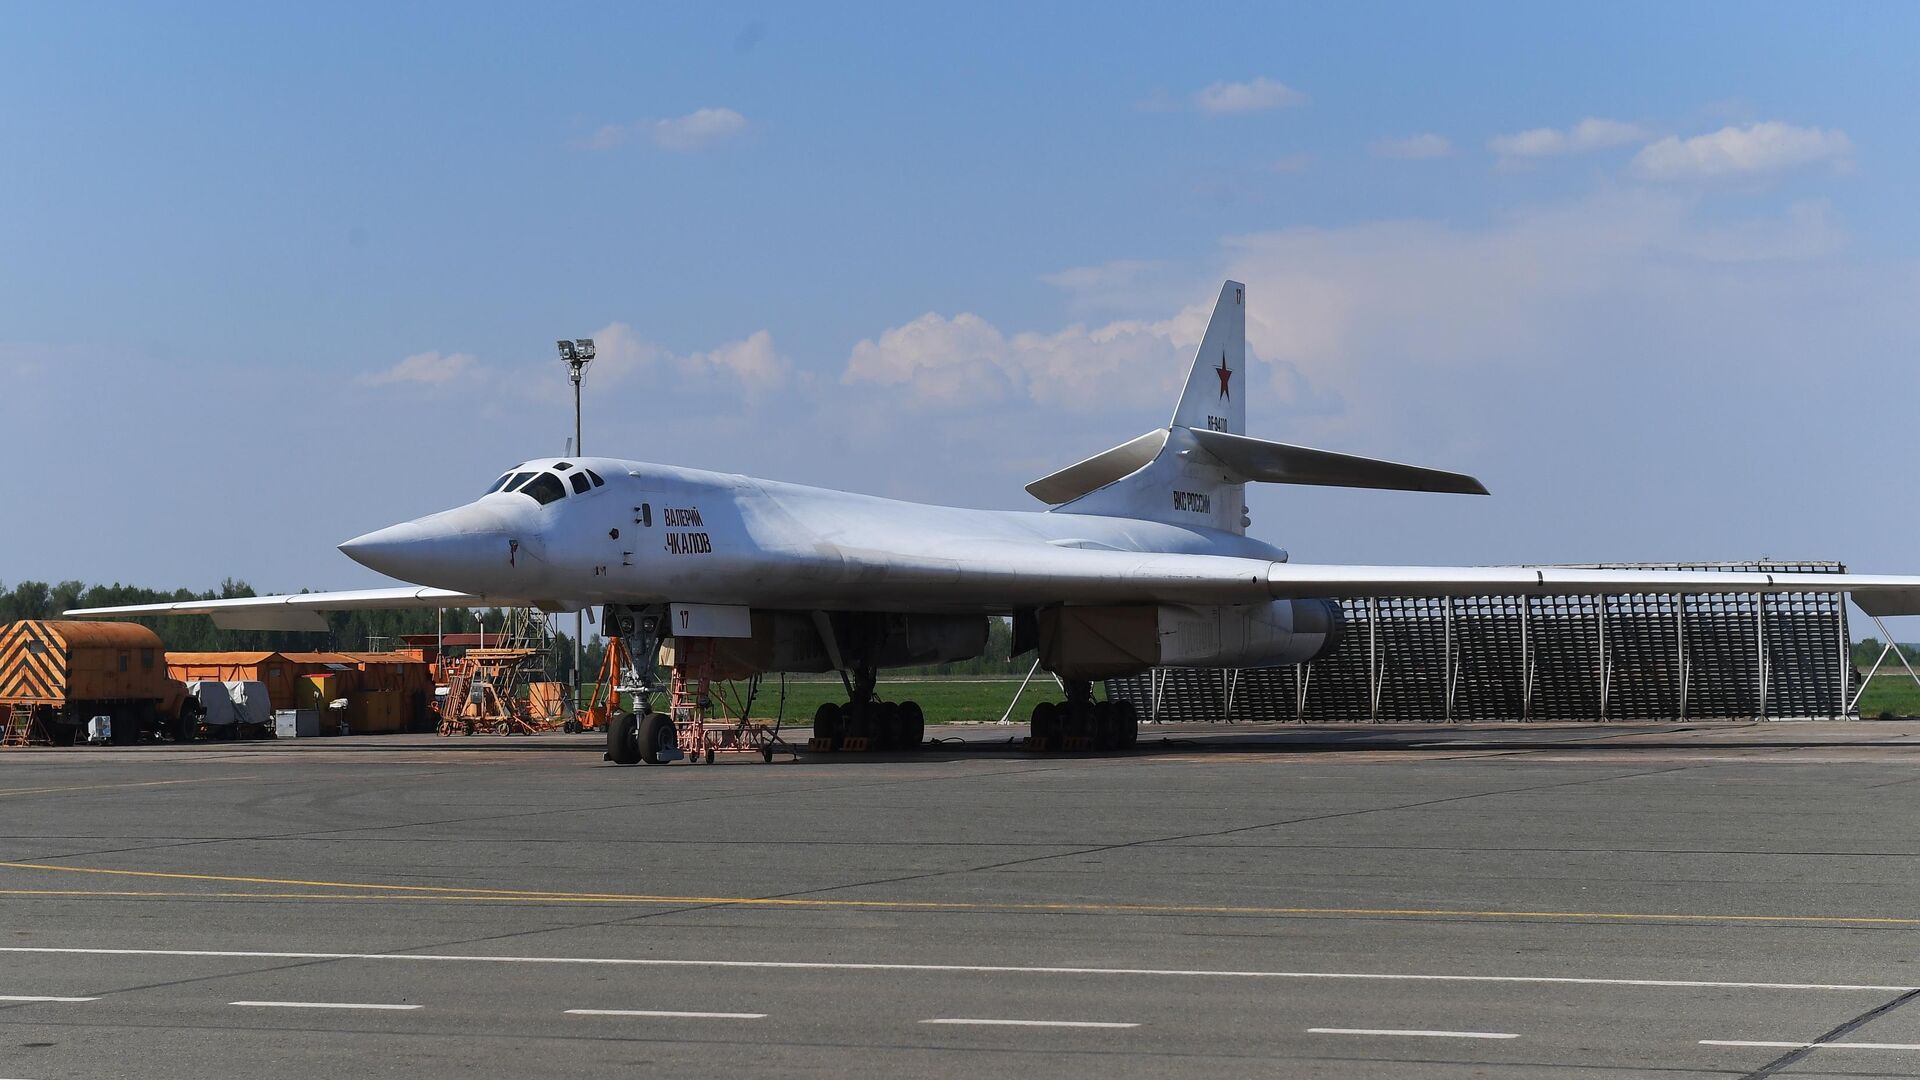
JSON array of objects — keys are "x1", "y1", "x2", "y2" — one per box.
[
  {"x1": 568, "y1": 472, "x2": 591, "y2": 495},
  {"x1": 484, "y1": 473, "x2": 512, "y2": 495},
  {"x1": 585, "y1": 469, "x2": 605, "y2": 488},
  {"x1": 502, "y1": 471, "x2": 537, "y2": 492},
  {"x1": 554, "y1": 461, "x2": 573, "y2": 471},
  {"x1": 519, "y1": 472, "x2": 567, "y2": 505}
]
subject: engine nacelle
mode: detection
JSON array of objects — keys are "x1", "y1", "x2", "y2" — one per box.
[
  {"x1": 1038, "y1": 599, "x2": 1344, "y2": 680},
  {"x1": 661, "y1": 611, "x2": 988, "y2": 678}
]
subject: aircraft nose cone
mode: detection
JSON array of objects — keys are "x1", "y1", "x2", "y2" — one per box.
[
  {"x1": 339, "y1": 505, "x2": 530, "y2": 586},
  {"x1": 338, "y1": 522, "x2": 431, "y2": 574}
]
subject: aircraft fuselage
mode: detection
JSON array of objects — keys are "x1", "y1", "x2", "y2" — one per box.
[{"x1": 341, "y1": 457, "x2": 1288, "y2": 616}]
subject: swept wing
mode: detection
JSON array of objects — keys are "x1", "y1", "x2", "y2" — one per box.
[{"x1": 67, "y1": 586, "x2": 494, "y2": 632}]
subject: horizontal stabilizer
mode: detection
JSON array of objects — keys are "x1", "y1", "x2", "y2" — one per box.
[
  {"x1": 1190, "y1": 428, "x2": 1488, "y2": 496},
  {"x1": 1026, "y1": 430, "x2": 1169, "y2": 505}
]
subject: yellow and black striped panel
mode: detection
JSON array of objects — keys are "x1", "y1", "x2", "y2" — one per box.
[{"x1": 0, "y1": 621, "x2": 68, "y2": 704}]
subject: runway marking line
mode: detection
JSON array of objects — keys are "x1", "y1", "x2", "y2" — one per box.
[
  {"x1": 0, "y1": 995, "x2": 96, "y2": 1003},
  {"x1": 0, "y1": 776, "x2": 261, "y2": 799},
  {"x1": 1310, "y1": 1027, "x2": 1518, "y2": 1040},
  {"x1": 5, "y1": 861, "x2": 1920, "y2": 929},
  {"x1": 3, "y1": 947, "x2": 1914, "y2": 994},
  {"x1": 229, "y1": 1001, "x2": 420, "y2": 1011},
  {"x1": 1702, "y1": 1040, "x2": 1920, "y2": 1051},
  {"x1": 922, "y1": 1018, "x2": 1138, "y2": 1028},
  {"x1": 567, "y1": 1009, "x2": 765, "y2": 1019}
]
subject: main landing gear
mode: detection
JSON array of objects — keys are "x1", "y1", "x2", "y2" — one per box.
[
  {"x1": 1028, "y1": 679, "x2": 1139, "y2": 751},
  {"x1": 810, "y1": 665, "x2": 925, "y2": 751}
]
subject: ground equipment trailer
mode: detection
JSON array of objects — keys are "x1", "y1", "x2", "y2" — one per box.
[{"x1": 0, "y1": 621, "x2": 193, "y2": 746}]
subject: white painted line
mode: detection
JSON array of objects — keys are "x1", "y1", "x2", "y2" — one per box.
[
  {"x1": 1702, "y1": 1040, "x2": 1920, "y2": 1051},
  {"x1": 922, "y1": 1018, "x2": 1139, "y2": 1029},
  {"x1": 567, "y1": 1009, "x2": 765, "y2": 1019},
  {"x1": 1311, "y1": 1027, "x2": 1519, "y2": 1040},
  {"x1": 0, "y1": 995, "x2": 96, "y2": 1003},
  {"x1": 229, "y1": 1000, "x2": 421, "y2": 1011},
  {"x1": 2, "y1": 947, "x2": 1908, "y2": 994}
]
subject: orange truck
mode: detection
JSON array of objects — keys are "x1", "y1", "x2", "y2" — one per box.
[{"x1": 0, "y1": 621, "x2": 192, "y2": 746}]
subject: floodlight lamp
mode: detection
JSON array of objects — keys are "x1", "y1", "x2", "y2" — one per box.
[
  {"x1": 575, "y1": 339, "x2": 595, "y2": 361},
  {"x1": 556, "y1": 340, "x2": 578, "y2": 362}
]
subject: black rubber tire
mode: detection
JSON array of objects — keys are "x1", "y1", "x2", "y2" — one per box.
[
  {"x1": 761, "y1": 743, "x2": 775, "y2": 763},
  {"x1": 1115, "y1": 700, "x2": 1140, "y2": 748},
  {"x1": 843, "y1": 702, "x2": 872, "y2": 742},
  {"x1": 562, "y1": 719, "x2": 582, "y2": 734},
  {"x1": 812, "y1": 702, "x2": 842, "y2": 746},
  {"x1": 874, "y1": 701, "x2": 901, "y2": 750},
  {"x1": 704, "y1": 746, "x2": 715, "y2": 765},
  {"x1": 899, "y1": 700, "x2": 925, "y2": 749},
  {"x1": 607, "y1": 712, "x2": 640, "y2": 765},
  {"x1": 1091, "y1": 700, "x2": 1117, "y2": 751},
  {"x1": 1030, "y1": 701, "x2": 1059, "y2": 743},
  {"x1": 172, "y1": 710, "x2": 197, "y2": 744},
  {"x1": 639, "y1": 712, "x2": 675, "y2": 765}
]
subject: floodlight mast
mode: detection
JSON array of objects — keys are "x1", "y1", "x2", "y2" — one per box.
[{"x1": 558, "y1": 338, "x2": 595, "y2": 719}]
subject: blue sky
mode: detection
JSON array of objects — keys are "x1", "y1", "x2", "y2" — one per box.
[{"x1": 4, "y1": 3, "x2": 1918, "y2": 594}]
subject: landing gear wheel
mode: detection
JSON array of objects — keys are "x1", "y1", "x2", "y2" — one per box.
[
  {"x1": 844, "y1": 702, "x2": 872, "y2": 743},
  {"x1": 1091, "y1": 700, "x2": 1116, "y2": 750},
  {"x1": 875, "y1": 701, "x2": 902, "y2": 750},
  {"x1": 813, "y1": 702, "x2": 843, "y2": 748},
  {"x1": 639, "y1": 712, "x2": 675, "y2": 765},
  {"x1": 899, "y1": 700, "x2": 925, "y2": 749},
  {"x1": 1030, "y1": 701, "x2": 1059, "y2": 745},
  {"x1": 1115, "y1": 700, "x2": 1140, "y2": 748},
  {"x1": 607, "y1": 712, "x2": 640, "y2": 765}
]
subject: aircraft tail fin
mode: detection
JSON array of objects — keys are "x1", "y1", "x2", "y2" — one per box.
[
  {"x1": 1027, "y1": 280, "x2": 1485, "y2": 535},
  {"x1": 1170, "y1": 280, "x2": 1246, "y2": 436}
]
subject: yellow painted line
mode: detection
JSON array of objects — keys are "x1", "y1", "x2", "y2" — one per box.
[
  {"x1": 0, "y1": 775, "x2": 261, "y2": 798},
  {"x1": 0, "y1": 862, "x2": 635, "y2": 898},
  {"x1": 3, "y1": 864, "x2": 1920, "y2": 925}
]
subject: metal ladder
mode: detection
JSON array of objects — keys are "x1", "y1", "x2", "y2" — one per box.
[
  {"x1": 2, "y1": 705, "x2": 37, "y2": 748},
  {"x1": 438, "y1": 657, "x2": 476, "y2": 734}
]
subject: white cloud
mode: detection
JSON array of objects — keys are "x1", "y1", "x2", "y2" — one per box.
[
  {"x1": 1194, "y1": 76, "x2": 1304, "y2": 114},
  {"x1": 588, "y1": 322, "x2": 787, "y2": 388},
  {"x1": 681, "y1": 329, "x2": 790, "y2": 385},
  {"x1": 579, "y1": 108, "x2": 751, "y2": 153},
  {"x1": 842, "y1": 311, "x2": 1189, "y2": 410},
  {"x1": 583, "y1": 124, "x2": 633, "y2": 151},
  {"x1": 1632, "y1": 121, "x2": 1852, "y2": 179},
  {"x1": 1040, "y1": 260, "x2": 1158, "y2": 295},
  {"x1": 841, "y1": 190, "x2": 1882, "y2": 433},
  {"x1": 1371, "y1": 134, "x2": 1452, "y2": 160},
  {"x1": 651, "y1": 107, "x2": 749, "y2": 152},
  {"x1": 1488, "y1": 117, "x2": 1649, "y2": 161},
  {"x1": 356, "y1": 351, "x2": 483, "y2": 387}
]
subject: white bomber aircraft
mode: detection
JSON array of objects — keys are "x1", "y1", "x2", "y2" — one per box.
[{"x1": 72, "y1": 282, "x2": 1920, "y2": 760}]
